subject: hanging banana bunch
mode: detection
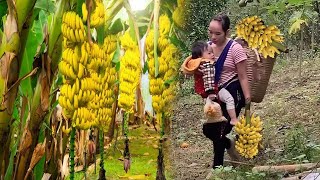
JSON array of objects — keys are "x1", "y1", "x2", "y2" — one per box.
[
  {"x1": 89, "y1": 0, "x2": 106, "y2": 28},
  {"x1": 172, "y1": 0, "x2": 190, "y2": 29},
  {"x1": 146, "y1": 13, "x2": 180, "y2": 180},
  {"x1": 117, "y1": 30, "x2": 141, "y2": 173},
  {"x1": 235, "y1": 113, "x2": 263, "y2": 159},
  {"x1": 118, "y1": 31, "x2": 141, "y2": 113},
  {"x1": 59, "y1": 10, "x2": 93, "y2": 180},
  {"x1": 59, "y1": 11, "x2": 97, "y2": 131},
  {"x1": 146, "y1": 14, "x2": 179, "y2": 117},
  {"x1": 61, "y1": 11, "x2": 87, "y2": 43},
  {"x1": 86, "y1": 36, "x2": 118, "y2": 132},
  {"x1": 235, "y1": 16, "x2": 284, "y2": 58}
]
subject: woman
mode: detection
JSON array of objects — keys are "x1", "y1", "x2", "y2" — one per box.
[{"x1": 202, "y1": 13, "x2": 251, "y2": 168}]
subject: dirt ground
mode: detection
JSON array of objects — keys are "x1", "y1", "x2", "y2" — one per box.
[{"x1": 169, "y1": 57, "x2": 320, "y2": 180}]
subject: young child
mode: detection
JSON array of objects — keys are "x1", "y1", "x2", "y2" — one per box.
[{"x1": 181, "y1": 41, "x2": 239, "y2": 125}]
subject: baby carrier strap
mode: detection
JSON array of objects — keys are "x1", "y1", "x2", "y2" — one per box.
[{"x1": 214, "y1": 40, "x2": 234, "y2": 102}]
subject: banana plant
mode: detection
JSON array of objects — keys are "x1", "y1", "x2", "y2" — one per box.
[{"x1": 0, "y1": 0, "x2": 38, "y2": 175}]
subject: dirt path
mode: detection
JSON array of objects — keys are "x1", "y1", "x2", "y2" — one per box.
[
  {"x1": 170, "y1": 58, "x2": 320, "y2": 180},
  {"x1": 170, "y1": 95, "x2": 214, "y2": 180}
]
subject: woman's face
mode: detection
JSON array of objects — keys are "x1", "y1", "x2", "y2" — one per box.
[{"x1": 208, "y1": 20, "x2": 229, "y2": 46}]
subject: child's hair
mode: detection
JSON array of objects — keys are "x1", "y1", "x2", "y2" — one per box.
[{"x1": 191, "y1": 41, "x2": 208, "y2": 59}]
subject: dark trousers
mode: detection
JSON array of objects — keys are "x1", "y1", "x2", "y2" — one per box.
[{"x1": 202, "y1": 80, "x2": 245, "y2": 168}]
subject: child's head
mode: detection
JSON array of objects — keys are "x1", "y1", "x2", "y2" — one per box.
[{"x1": 191, "y1": 41, "x2": 214, "y2": 59}]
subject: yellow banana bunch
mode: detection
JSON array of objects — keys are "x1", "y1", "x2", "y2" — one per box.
[
  {"x1": 94, "y1": 108, "x2": 113, "y2": 131},
  {"x1": 173, "y1": 7, "x2": 185, "y2": 29},
  {"x1": 103, "y1": 35, "x2": 117, "y2": 54},
  {"x1": 90, "y1": 72, "x2": 104, "y2": 85},
  {"x1": 104, "y1": 68, "x2": 117, "y2": 85},
  {"x1": 72, "y1": 107, "x2": 96, "y2": 129},
  {"x1": 159, "y1": 15, "x2": 171, "y2": 37},
  {"x1": 146, "y1": 14, "x2": 179, "y2": 115},
  {"x1": 80, "y1": 43, "x2": 89, "y2": 66},
  {"x1": 59, "y1": 9, "x2": 104, "y2": 133},
  {"x1": 145, "y1": 30, "x2": 155, "y2": 57},
  {"x1": 85, "y1": 37, "x2": 117, "y2": 131},
  {"x1": 60, "y1": 46, "x2": 86, "y2": 79},
  {"x1": 62, "y1": 11, "x2": 87, "y2": 43},
  {"x1": 235, "y1": 16, "x2": 284, "y2": 58},
  {"x1": 118, "y1": 31, "x2": 141, "y2": 113},
  {"x1": 63, "y1": 37, "x2": 74, "y2": 49},
  {"x1": 58, "y1": 61, "x2": 77, "y2": 80},
  {"x1": 90, "y1": 0, "x2": 105, "y2": 28},
  {"x1": 235, "y1": 113, "x2": 263, "y2": 159},
  {"x1": 158, "y1": 38, "x2": 170, "y2": 53},
  {"x1": 152, "y1": 95, "x2": 164, "y2": 113},
  {"x1": 149, "y1": 78, "x2": 164, "y2": 95},
  {"x1": 80, "y1": 78, "x2": 99, "y2": 91}
]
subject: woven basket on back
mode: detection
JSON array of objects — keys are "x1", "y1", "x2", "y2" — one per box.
[
  {"x1": 246, "y1": 48, "x2": 275, "y2": 103},
  {"x1": 235, "y1": 38, "x2": 276, "y2": 103}
]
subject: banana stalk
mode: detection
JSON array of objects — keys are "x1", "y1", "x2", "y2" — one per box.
[
  {"x1": 123, "y1": 112, "x2": 131, "y2": 173},
  {"x1": 153, "y1": 0, "x2": 160, "y2": 77},
  {"x1": 99, "y1": 131, "x2": 106, "y2": 180},
  {"x1": 156, "y1": 112, "x2": 165, "y2": 180},
  {"x1": 70, "y1": 127, "x2": 76, "y2": 180}
]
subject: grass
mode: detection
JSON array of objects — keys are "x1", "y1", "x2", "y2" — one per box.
[{"x1": 72, "y1": 125, "x2": 174, "y2": 180}]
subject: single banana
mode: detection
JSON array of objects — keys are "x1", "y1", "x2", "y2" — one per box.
[
  {"x1": 78, "y1": 63, "x2": 84, "y2": 78},
  {"x1": 79, "y1": 29, "x2": 85, "y2": 42},
  {"x1": 74, "y1": 95, "x2": 79, "y2": 109},
  {"x1": 69, "y1": 29, "x2": 77, "y2": 43},
  {"x1": 74, "y1": 29, "x2": 80, "y2": 42},
  {"x1": 82, "y1": 3, "x2": 88, "y2": 22}
]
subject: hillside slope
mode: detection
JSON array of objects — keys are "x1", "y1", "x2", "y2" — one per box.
[{"x1": 170, "y1": 57, "x2": 320, "y2": 180}]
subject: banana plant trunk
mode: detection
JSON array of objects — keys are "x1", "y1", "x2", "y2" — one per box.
[
  {"x1": 0, "y1": 0, "x2": 37, "y2": 175},
  {"x1": 15, "y1": 0, "x2": 69, "y2": 178}
]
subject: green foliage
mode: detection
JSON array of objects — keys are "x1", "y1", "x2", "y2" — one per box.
[
  {"x1": 178, "y1": 78, "x2": 195, "y2": 97},
  {"x1": 4, "y1": 99, "x2": 20, "y2": 180},
  {"x1": 282, "y1": 124, "x2": 320, "y2": 163},
  {"x1": 184, "y1": 0, "x2": 227, "y2": 47},
  {"x1": 209, "y1": 166, "x2": 272, "y2": 180},
  {"x1": 0, "y1": 0, "x2": 7, "y2": 29},
  {"x1": 19, "y1": 10, "x2": 47, "y2": 97},
  {"x1": 107, "y1": 18, "x2": 127, "y2": 35},
  {"x1": 35, "y1": 0, "x2": 56, "y2": 13}
]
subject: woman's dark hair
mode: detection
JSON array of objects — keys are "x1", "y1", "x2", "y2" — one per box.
[
  {"x1": 211, "y1": 13, "x2": 230, "y2": 33},
  {"x1": 191, "y1": 41, "x2": 208, "y2": 59}
]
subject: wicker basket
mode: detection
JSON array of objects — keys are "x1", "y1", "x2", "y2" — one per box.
[{"x1": 236, "y1": 38, "x2": 276, "y2": 103}]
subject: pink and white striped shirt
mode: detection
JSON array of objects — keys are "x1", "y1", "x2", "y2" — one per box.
[{"x1": 216, "y1": 41, "x2": 247, "y2": 86}]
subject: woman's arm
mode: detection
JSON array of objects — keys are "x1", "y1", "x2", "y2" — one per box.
[{"x1": 236, "y1": 60, "x2": 251, "y2": 102}]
